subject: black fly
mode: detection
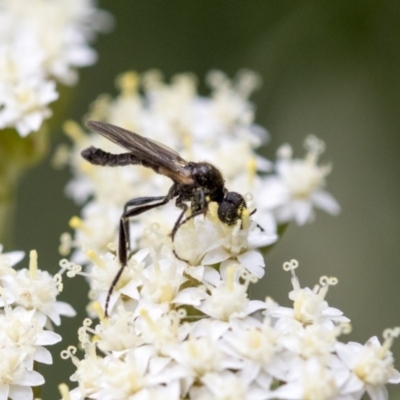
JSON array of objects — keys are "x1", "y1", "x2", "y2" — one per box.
[{"x1": 82, "y1": 120, "x2": 248, "y2": 316}]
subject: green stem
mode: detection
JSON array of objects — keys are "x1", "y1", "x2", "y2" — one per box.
[
  {"x1": 0, "y1": 179, "x2": 17, "y2": 249},
  {"x1": 0, "y1": 127, "x2": 49, "y2": 249}
]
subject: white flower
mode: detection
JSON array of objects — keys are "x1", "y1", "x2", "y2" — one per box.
[
  {"x1": 196, "y1": 370, "x2": 267, "y2": 400},
  {"x1": 0, "y1": 306, "x2": 61, "y2": 368},
  {"x1": 0, "y1": 0, "x2": 111, "y2": 135},
  {"x1": 92, "y1": 308, "x2": 142, "y2": 353},
  {"x1": 62, "y1": 249, "x2": 400, "y2": 399},
  {"x1": 59, "y1": 70, "x2": 400, "y2": 400},
  {"x1": 221, "y1": 318, "x2": 287, "y2": 385},
  {"x1": 336, "y1": 329, "x2": 400, "y2": 400},
  {"x1": 63, "y1": 344, "x2": 184, "y2": 400},
  {"x1": 167, "y1": 334, "x2": 233, "y2": 388},
  {"x1": 260, "y1": 136, "x2": 340, "y2": 225},
  {"x1": 0, "y1": 305, "x2": 62, "y2": 400},
  {"x1": 271, "y1": 358, "x2": 346, "y2": 400},
  {"x1": 81, "y1": 248, "x2": 149, "y2": 314},
  {"x1": 280, "y1": 323, "x2": 339, "y2": 364},
  {"x1": 174, "y1": 206, "x2": 276, "y2": 278},
  {"x1": 0, "y1": 76, "x2": 58, "y2": 136},
  {"x1": 0, "y1": 348, "x2": 44, "y2": 400},
  {"x1": 271, "y1": 260, "x2": 349, "y2": 330},
  {"x1": 177, "y1": 264, "x2": 265, "y2": 322},
  {"x1": 0, "y1": 250, "x2": 76, "y2": 326}
]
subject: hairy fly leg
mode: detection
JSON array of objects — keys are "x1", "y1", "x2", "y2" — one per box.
[
  {"x1": 104, "y1": 187, "x2": 177, "y2": 316},
  {"x1": 123, "y1": 195, "x2": 165, "y2": 251}
]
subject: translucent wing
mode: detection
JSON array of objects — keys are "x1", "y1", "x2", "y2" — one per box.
[{"x1": 86, "y1": 121, "x2": 194, "y2": 185}]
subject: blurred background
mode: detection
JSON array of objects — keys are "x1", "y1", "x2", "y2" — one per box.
[{"x1": 8, "y1": 1, "x2": 400, "y2": 398}]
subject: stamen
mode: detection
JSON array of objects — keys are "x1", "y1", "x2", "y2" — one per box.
[
  {"x1": 208, "y1": 202, "x2": 219, "y2": 222},
  {"x1": 141, "y1": 69, "x2": 164, "y2": 90},
  {"x1": 236, "y1": 69, "x2": 262, "y2": 97},
  {"x1": 226, "y1": 265, "x2": 235, "y2": 292},
  {"x1": 277, "y1": 143, "x2": 292, "y2": 159},
  {"x1": 140, "y1": 308, "x2": 157, "y2": 332},
  {"x1": 244, "y1": 192, "x2": 254, "y2": 203},
  {"x1": 51, "y1": 144, "x2": 70, "y2": 169},
  {"x1": 92, "y1": 301, "x2": 106, "y2": 323},
  {"x1": 283, "y1": 259, "x2": 300, "y2": 291},
  {"x1": 87, "y1": 341, "x2": 97, "y2": 359},
  {"x1": 241, "y1": 208, "x2": 250, "y2": 230},
  {"x1": 304, "y1": 134, "x2": 325, "y2": 164},
  {"x1": 88, "y1": 94, "x2": 112, "y2": 121},
  {"x1": 59, "y1": 232, "x2": 72, "y2": 256},
  {"x1": 380, "y1": 327, "x2": 400, "y2": 357},
  {"x1": 54, "y1": 273, "x2": 63, "y2": 292},
  {"x1": 60, "y1": 259, "x2": 83, "y2": 278},
  {"x1": 60, "y1": 346, "x2": 79, "y2": 366},
  {"x1": 247, "y1": 157, "x2": 257, "y2": 187},
  {"x1": 116, "y1": 71, "x2": 139, "y2": 96},
  {"x1": 183, "y1": 132, "x2": 192, "y2": 158},
  {"x1": 63, "y1": 120, "x2": 86, "y2": 143},
  {"x1": 29, "y1": 250, "x2": 38, "y2": 280},
  {"x1": 318, "y1": 276, "x2": 338, "y2": 300},
  {"x1": 69, "y1": 216, "x2": 91, "y2": 235},
  {"x1": 107, "y1": 242, "x2": 117, "y2": 252},
  {"x1": 249, "y1": 328, "x2": 262, "y2": 349},
  {"x1": 86, "y1": 249, "x2": 107, "y2": 270},
  {"x1": 149, "y1": 249, "x2": 160, "y2": 274},
  {"x1": 58, "y1": 383, "x2": 71, "y2": 400},
  {"x1": 304, "y1": 134, "x2": 325, "y2": 156}
]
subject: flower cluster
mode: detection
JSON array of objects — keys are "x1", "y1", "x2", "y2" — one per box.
[
  {"x1": 61, "y1": 70, "x2": 339, "y2": 264},
  {"x1": 0, "y1": 245, "x2": 75, "y2": 400},
  {"x1": 61, "y1": 238, "x2": 400, "y2": 399},
  {"x1": 0, "y1": 0, "x2": 111, "y2": 136},
  {"x1": 58, "y1": 70, "x2": 399, "y2": 399}
]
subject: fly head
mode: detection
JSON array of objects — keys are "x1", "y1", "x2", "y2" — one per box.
[{"x1": 218, "y1": 191, "x2": 247, "y2": 225}]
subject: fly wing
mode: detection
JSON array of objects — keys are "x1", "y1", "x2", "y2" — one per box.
[{"x1": 86, "y1": 121, "x2": 194, "y2": 185}]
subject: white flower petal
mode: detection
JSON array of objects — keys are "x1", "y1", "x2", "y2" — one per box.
[
  {"x1": 312, "y1": 190, "x2": 341, "y2": 215},
  {"x1": 202, "y1": 247, "x2": 231, "y2": 265},
  {"x1": 33, "y1": 347, "x2": 52, "y2": 364},
  {"x1": 237, "y1": 250, "x2": 265, "y2": 278}
]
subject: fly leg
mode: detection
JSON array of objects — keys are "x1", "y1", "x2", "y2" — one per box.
[
  {"x1": 123, "y1": 195, "x2": 165, "y2": 251},
  {"x1": 105, "y1": 186, "x2": 177, "y2": 317},
  {"x1": 171, "y1": 191, "x2": 207, "y2": 262}
]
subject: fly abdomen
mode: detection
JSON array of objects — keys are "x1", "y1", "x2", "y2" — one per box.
[{"x1": 81, "y1": 146, "x2": 139, "y2": 167}]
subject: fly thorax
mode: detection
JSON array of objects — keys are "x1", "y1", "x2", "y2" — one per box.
[{"x1": 191, "y1": 162, "x2": 225, "y2": 195}]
